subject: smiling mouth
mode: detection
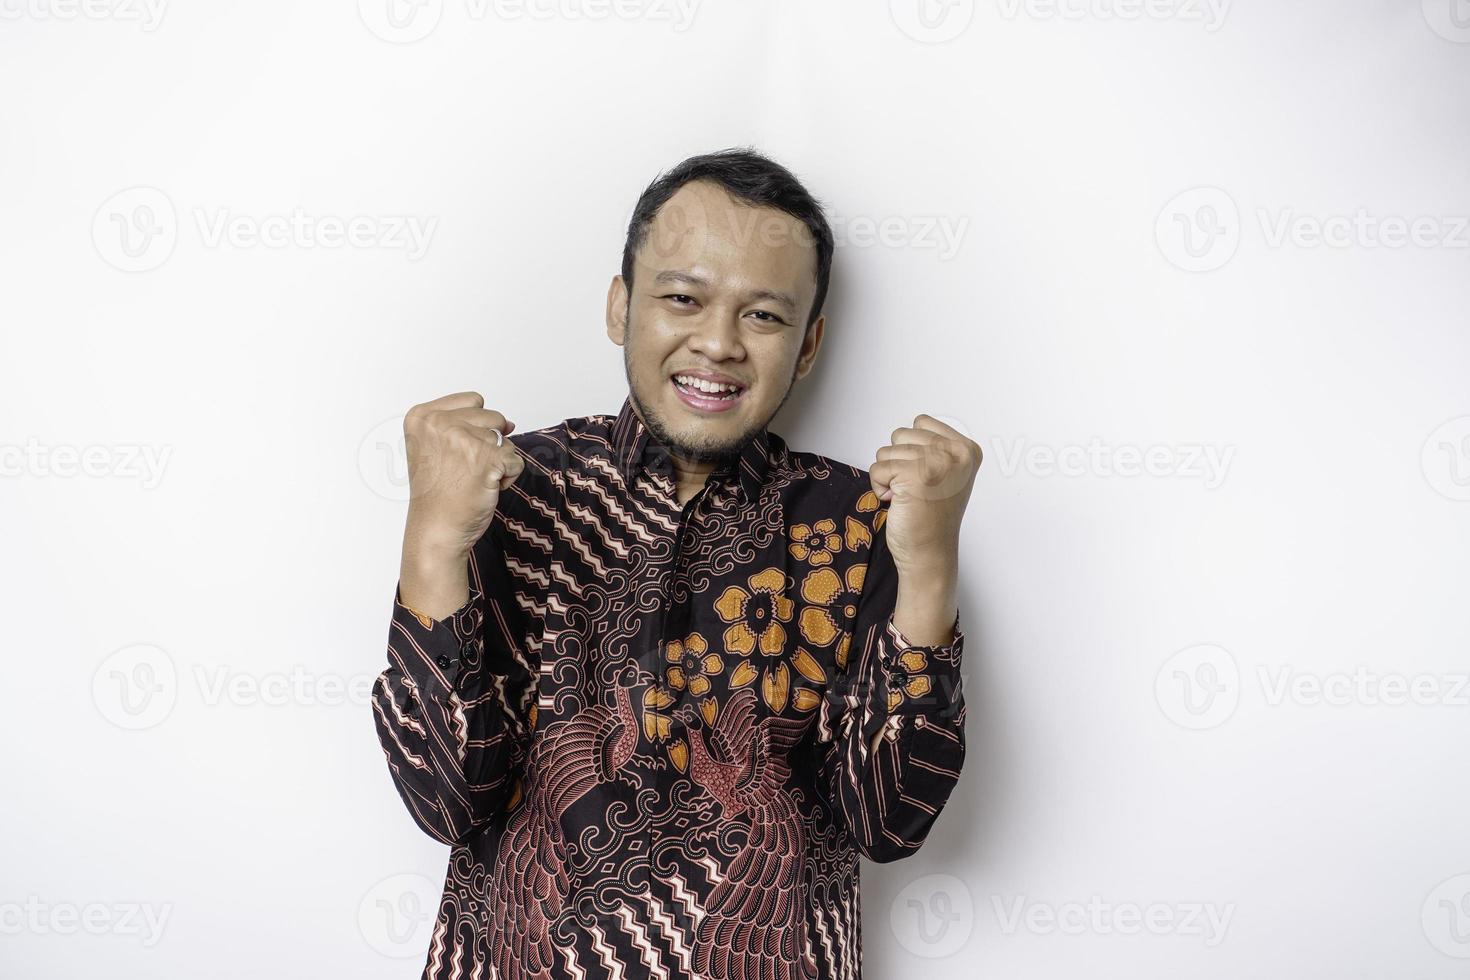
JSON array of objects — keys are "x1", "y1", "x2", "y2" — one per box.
[{"x1": 670, "y1": 373, "x2": 747, "y2": 409}]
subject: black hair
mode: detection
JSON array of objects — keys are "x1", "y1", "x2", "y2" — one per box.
[{"x1": 621, "y1": 146, "x2": 834, "y2": 330}]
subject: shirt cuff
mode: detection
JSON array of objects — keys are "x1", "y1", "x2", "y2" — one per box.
[
  {"x1": 876, "y1": 613, "x2": 964, "y2": 719},
  {"x1": 392, "y1": 584, "x2": 486, "y2": 688}
]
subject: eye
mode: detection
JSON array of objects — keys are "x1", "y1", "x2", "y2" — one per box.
[
  {"x1": 663, "y1": 294, "x2": 696, "y2": 306},
  {"x1": 749, "y1": 310, "x2": 786, "y2": 324}
]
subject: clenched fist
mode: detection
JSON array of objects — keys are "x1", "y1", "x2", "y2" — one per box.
[
  {"x1": 869, "y1": 414, "x2": 981, "y2": 579},
  {"x1": 398, "y1": 392, "x2": 523, "y2": 620},
  {"x1": 403, "y1": 391, "x2": 524, "y2": 555}
]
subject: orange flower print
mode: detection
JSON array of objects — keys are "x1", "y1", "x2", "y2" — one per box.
[
  {"x1": 717, "y1": 567, "x2": 798, "y2": 711},
  {"x1": 642, "y1": 685, "x2": 676, "y2": 742},
  {"x1": 665, "y1": 631, "x2": 725, "y2": 697},
  {"x1": 885, "y1": 648, "x2": 933, "y2": 712},
  {"x1": 714, "y1": 567, "x2": 793, "y2": 658},
  {"x1": 797, "y1": 564, "x2": 865, "y2": 670},
  {"x1": 789, "y1": 519, "x2": 842, "y2": 566},
  {"x1": 855, "y1": 488, "x2": 885, "y2": 537}
]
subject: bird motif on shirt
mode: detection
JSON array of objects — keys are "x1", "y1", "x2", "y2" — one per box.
[
  {"x1": 674, "y1": 690, "x2": 819, "y2": 980},
  {"x1": 485, "y1": 661, "x2": 643, "y2": 980}
]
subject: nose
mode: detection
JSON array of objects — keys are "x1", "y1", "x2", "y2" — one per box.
[{"x1": 685, "y1": 307, "x2": 745, "y2": 362}]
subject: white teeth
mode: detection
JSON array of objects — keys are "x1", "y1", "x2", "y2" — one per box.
[{"x1": 674, "y1": 374, "x2": 742, "y2": 395}]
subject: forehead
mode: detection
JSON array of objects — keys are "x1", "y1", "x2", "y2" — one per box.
[{"x1": 636, "y1": 179, "x2": 818, "y2": 301}]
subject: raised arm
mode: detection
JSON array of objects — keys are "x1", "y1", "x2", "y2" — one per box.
[
  {"x1": 817, "y1": 415, "x2": 980, "y2": 861},
  {"x1": 815, "y1": 523, "x2": 967, "y2": 862},
  {"x1": 370, "y1": 392, "x2": 543, "y2": 845}
]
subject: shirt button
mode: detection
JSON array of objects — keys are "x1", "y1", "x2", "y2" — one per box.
[{"x1": 436, "y1": 654, "x2": 452, "y2": 669}]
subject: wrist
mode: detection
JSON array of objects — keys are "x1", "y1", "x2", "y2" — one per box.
[
  {"x1": 893, "y1": 573, "x2": 959, "y2": 648},
  {"x1": 895, "y1": 550, "x2": 959, "y2": 592},
  {"x1": 403, "y1": 515, "x2": 475, "y2": 564}
]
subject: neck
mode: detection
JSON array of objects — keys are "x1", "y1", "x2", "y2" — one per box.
[{"x1": 671, "y1": 453, "x2": 717, "y2": 503}]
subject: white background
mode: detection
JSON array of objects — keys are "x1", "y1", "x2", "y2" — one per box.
[{"x1": 3, "y1": 1, "x2": 1469, "y2": 977}]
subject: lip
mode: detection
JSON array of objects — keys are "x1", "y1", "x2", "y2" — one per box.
[
  {"x1": 671, "y1": 368, "x2": 746, "y2": 387},
  {"x1": 670, "y1": 372, "x2": 747, "y2": 414}
]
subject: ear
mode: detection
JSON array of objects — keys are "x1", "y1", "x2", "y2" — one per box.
[
  {"x1": 792, "y1": 313, "x2": 825, "y2": 382},
  {"x1": 606, "y1": 274, "x2": 630, "y2": 346}
]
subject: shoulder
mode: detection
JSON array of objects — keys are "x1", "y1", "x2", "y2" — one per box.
[
  {"x1": 770, "y1": 434, "x2": 887, "y2": 537},
  {"x1": 500, "y1": 412, "x2": 613, "y2": 467}
]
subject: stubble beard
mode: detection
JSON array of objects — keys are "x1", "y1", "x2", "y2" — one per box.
[{"x1": 622, "y1": 317, "x2": 801, "y2": 467}]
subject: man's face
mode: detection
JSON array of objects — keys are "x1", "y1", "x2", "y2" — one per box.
[{"x1": 606, "y1": 179, "x2": 825, "y2": 466}]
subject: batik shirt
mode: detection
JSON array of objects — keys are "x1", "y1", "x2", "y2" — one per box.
[{"x1": 371, "y1": 395, "x2": 968, "y2": 980}]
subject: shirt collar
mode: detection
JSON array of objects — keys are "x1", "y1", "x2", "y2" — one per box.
[{"x1": 611, "y1": 393, "x2": 770, "y2": 505}]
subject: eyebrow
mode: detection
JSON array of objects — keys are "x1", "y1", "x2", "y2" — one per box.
[{"x1": 652, "y1": 270, "x2": 799, "y2": 315}]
